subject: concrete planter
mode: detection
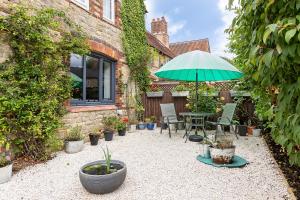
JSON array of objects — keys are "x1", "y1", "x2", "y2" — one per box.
[
  {"x1": 171, "y1": 91, "x2": 189, "y2": 97},
  {"x1": 64, "y1": 140, "x2": 84, "y2": 154},
  {"x1": 200, "y1": 144, "x2": 211, "y2": 158},
  {"x1": 128, "y1": 125, "x2": 136, "y2": 133},
  {"x1": 210, "y1": 146, "x2": 235, "y2": 164},
  {"x1": 253, "y1": 129, "x2": 262, "y2": 137},
  {"x1": 146, "y1": 91, "x2": 164, "y2": 97},
  {"x1": 0, "y1": 164, "x2": 12, "y2": 184},
  {"x1": 79, "y1": 160, "x2": 127, "y2": 194}
]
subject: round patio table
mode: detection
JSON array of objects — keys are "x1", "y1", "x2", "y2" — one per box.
[{"x1": 179, "y1": 112, "x2": 215, "y2": 141}]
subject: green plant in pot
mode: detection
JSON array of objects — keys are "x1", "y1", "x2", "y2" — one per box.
[
  {"x1": 79, "y1": 146, "x2": 127, "y2": 194},
  {"x1": 0, "y1": 143, "x2": 12, "y2": 184},
  {"x1": 102, "y1": 116, "x2": 118, "y2": 141},
  {"x1": 171, "y1": 84, "x2": 189, "y2": 97},
  {"x1": 64, "y1": 126, "x2": 85, "y2": 154},
  {"x1": 135, "y1": 104, "x2": 146, "y2": 130},
  {"x1": 115, "y1": 119, "x2": 127, "y2": 136},
  {"x1": 209, "y1": 138, "x2": 235, "y2": 164},
  {"x1": 89, "y1": 127, "x2": 101, "y2": 146}
]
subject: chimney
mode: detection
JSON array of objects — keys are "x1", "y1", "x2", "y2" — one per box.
[{"x1": 151, "y1": 17, "x2": 169, "y2": 48}]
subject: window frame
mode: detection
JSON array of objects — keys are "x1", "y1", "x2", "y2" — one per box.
[
  {"x1": 71, "y1": 0, "x2": 89, "y2": 10},
  {"x1": 103, "y1": 0, "x2": 115, "y2": 23},
  {"x1": 70, "y1": 53, "x2": 116, "y2": 106}
]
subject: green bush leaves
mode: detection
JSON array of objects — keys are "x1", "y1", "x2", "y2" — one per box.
[
  {"x1": 0, "y1": 6, "x2": 88, "y2": 160},
  {"x1": 228, "y1": 0, "x2": 300, "y2": 166}
]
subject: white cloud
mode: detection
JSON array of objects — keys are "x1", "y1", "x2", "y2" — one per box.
[
  {"x1": 144, "y1": 0, "x2": 186, "y2": 37},
  {"x1": 212, "y1": 0, "x2": 237, "y2": 58}
]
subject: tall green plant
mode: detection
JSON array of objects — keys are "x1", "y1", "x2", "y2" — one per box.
[
  {"x1": 121, "y1": 0, "x2": 151, "y2": 92},
  {"x1": 0, "y1": 6, "x2": 89, "y2": 160},
  {"x1": 227, "y1": 0, "x2": 300, "y2": 165}
]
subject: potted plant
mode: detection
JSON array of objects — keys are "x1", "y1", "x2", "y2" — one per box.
[
  {"x1": 171, "y1": 84, "x2": 189, "y2": 97},
  {"x1": 136, "y1": 104, "x2": 146, "y2": 130},
  {"x1": 89, "y1": 127, "x2": 101, "y2": 146},
  {"x1": 146, "y1": 86, "x2": 164, "y2": 97},
  {"x1": 115, "y1": 119, "x2": 126, "y2": 136},
  {"x1": 210, "y1": 139, "x2": 235, "y2": 164},
  {"x1": 0, "y1": 144, "x2": 12, "y2": 184},
  {"x1": 145, "y1": 116, "x2": 156, "y2": 130},
  {"x1": 102, "y1": 116, "x2": 118, "y2": 141},
  {"x1": 79, "y1": 146, "x2": 127, "y2": 194},
  {"x1": 64, "y1": 126, "x2": 84, "y2": 154}
]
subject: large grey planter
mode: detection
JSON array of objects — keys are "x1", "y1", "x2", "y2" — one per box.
[
  {"x1": 79, "y1": 160, "x2": 127, "y2": 194},
  {"x1": 64, "y1": 140, "x2": 84, "y2": 154},
  {"x1": 0, "y1": 164, "x2": 12, "y2": 184},
  {"x1": 171, "y1": 91, "x2": 189, "y2": 97},
  {"x1": 146, "y1": 91, "x2": 164, "y2": 97}
]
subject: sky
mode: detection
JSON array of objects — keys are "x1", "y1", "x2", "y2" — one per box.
[{"x1": 144, "y1": 0, "x2": 235, "y2": 58}]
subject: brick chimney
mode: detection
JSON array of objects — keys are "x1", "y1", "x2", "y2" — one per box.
[{"x1": 151, "y1": 17, "x2": 169, "y2": 48}]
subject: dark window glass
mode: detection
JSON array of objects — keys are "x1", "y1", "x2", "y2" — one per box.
[
  {"x1": 86, "y1": 56, "x2": 99, "y2": 101},
  {"x1": 70, "y1": 54, "x2": 83, "y2": 100},
  {"x1": 70, "y1": 53, "x2": 115, "y2": 105}
]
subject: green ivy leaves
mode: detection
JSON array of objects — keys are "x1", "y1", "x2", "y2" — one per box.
[{"x1": 0, "y1": 6, "x2": 88, "y2": 160}]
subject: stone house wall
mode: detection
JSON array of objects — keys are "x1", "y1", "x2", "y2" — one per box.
[{"x1": 0, "y1": 0, "x2": 133, "y2": 137}]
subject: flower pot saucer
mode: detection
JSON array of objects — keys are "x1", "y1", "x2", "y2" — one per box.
[{"x1": 196, "y1": 155, "x2": 248, "y2": 168}]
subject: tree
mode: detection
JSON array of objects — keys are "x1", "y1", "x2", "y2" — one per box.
[{"x1": 227, "y1": 0, "x2": 300, "y2": 166}]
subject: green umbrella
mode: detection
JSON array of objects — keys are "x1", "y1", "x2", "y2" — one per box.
[{"x1": 155, "y1": 50, "x2": 243, "y2": 111}]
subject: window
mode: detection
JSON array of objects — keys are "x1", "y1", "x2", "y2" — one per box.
[
  {"x1": 71, "y1": 0, "x2": 89, "y2": 10},
  {"x1": 103, "y1": 0, "x2": 115, "y2": 22},
  {"x1": 70, "y1": 53, "x2": 116, "y2": 105}
]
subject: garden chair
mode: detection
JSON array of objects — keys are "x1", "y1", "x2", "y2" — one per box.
[
  {"x1": 160, "y1": 103, "x2": 184, "y2": 138},
  {"x1": 206, "y1": 103, "x2": 238, "y2": 140}
]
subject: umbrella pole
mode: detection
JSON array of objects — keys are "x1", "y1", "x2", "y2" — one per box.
[{"x1": 196, "y1": 70, "x2": 199, "y2": 112}]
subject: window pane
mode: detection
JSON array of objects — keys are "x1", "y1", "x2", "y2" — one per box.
[
  {"x1": 104, "y1": 0, "x2": 112, "y2": 19},
  {"x1": 86, "y1": 56, "x2": 99, "y2": 101},
  {"x1": 70, "y1": 54, "x2": 83, "y2": 100},
  {"x1": 103, "y1": 61, "x2": 112, "y2": 99}
]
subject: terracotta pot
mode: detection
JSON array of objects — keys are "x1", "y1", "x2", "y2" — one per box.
[
  {"x1": 210, "y1": 146, "x2": 236, "y2": 164},
  {"x1": 247, "y1": 126, "x2": 256, "y2": 135}
]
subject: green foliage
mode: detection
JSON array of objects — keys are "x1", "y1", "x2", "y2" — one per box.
[
  {"x1": 102, "y1": 116, "x2": 119, "y2": 131},
  {"x1": 102, "y1": 146, "x2": 112, "y2": 174},
  {"x1": 172, "y1": 84, "x2": 189, "y2": 92},
  {"x1": 65, "y1": 126, "x2": 84, "y2": 142},
  {"x1": 115, "y1": 118, "x2": 127, "y2": 131},
  {"x1": 228, "y1": 0, "x2": 300, "y2": 165},
  {"x1": 121, "y1": 0, "x2": 151, "y2": 92},
  {"x1": 0, "y1": 6, "x2": 89, "y2": 160},
  {"x1": 186, "y1": 84, "x2": 219, "y2": 113}
]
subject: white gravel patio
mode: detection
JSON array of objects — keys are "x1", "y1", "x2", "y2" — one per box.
[{"x1": 0, "y1": 129, "x2": 291, "y2": 200}]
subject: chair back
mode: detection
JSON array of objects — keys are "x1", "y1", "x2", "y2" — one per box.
[
  {"x1": 160, "y1": 103, "x2": 177, "y2": 122},
  {"x1": 219, "y1": 103, "x2": 237, "y2": 125}
]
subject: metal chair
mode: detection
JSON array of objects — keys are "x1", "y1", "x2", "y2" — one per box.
[
  {"x1": 160, "y1": 103, "x2": 184, "y2": 138},
  {"x1": 206, "y1": 103, "x2": 238, "y2": 139}
]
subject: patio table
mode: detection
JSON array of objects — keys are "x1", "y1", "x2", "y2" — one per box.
[{"x1": 179, "y1": 112, "x2": 215, "y2": 140}]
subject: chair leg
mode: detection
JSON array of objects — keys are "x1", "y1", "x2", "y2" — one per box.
[
  {"x1": 168, "y1": 123, "x2": 171, "y2": 138},
  {"x1": 160, "y1": 124, "x2": 163, "y2": 134},
  {"x1": 232, "y1": 125, "x2": 239, "y2": 139}
]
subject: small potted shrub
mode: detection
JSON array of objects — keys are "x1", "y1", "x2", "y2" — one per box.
[
  {"x1": 64, "y1": 126, "x2": 84, "y2": 154},
  {"x1": 116, "y1": 119, "x2": 126, "y2": 136},
  {"x1": 210, "y1": 139, "x2": 235, "y2": 164},
  {"x1": 89, "y1": 127, "x2": 101, "y2": 146},
  {"x1": 102, "y1": 116, "x2": 118, "y2": 141},
  {"x1": 146, "y1": 116, "x2": 156, "y2": 130},
  {"x1": 0, "y1": 146, "x2": 12, "y2": 184},
  {"x1": 171, "y1": 84, "x2": 189, "y2": 97},
  {"x1": 79, "y1": 146, "x2": 127, "y2": 194}
]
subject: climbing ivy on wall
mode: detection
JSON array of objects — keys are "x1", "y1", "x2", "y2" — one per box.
[
  {"x1": 121, "y1": 0, "x2": 151, "y2": 92},
  {"x1": 0, "y1": 6, "x2": 89, "y2": 160},
  {"x1": 228, "y1": 0, "x2": 300, "y2": 166}
]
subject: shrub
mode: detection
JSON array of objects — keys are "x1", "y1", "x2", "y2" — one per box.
[
  {"x1": 65, "y1": 126, "x2": 84, "y2": 142},
  {"x1": 102, "y1": 116, "x2": 119, "y2": 132},
  {"x1": 0, "y1": 6, "x2": 89, "y2": 160}
]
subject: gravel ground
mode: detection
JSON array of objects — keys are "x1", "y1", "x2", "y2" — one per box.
[{"x1": 0, "y1": 129, "x2": 291, "y2": 200}]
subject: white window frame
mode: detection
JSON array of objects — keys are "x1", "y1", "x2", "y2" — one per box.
[
  {"x1": 103, "y1": 0, "x2": 115, "y2": 23},
  {"x1": 71, "y1": 0, "x2": 89, "y2": 11}
]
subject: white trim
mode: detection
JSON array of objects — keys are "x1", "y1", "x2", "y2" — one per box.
[
  {"x1": 103, "y1": 0, "x2": 115, "y2": 23},
  {"x1": 71, "y1": 0, "x2": 89, "y2": 10}
]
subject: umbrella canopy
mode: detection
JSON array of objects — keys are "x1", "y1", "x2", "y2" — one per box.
[{"x1": 155, "y1": 50, "x2": 242, "y2": 82}]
